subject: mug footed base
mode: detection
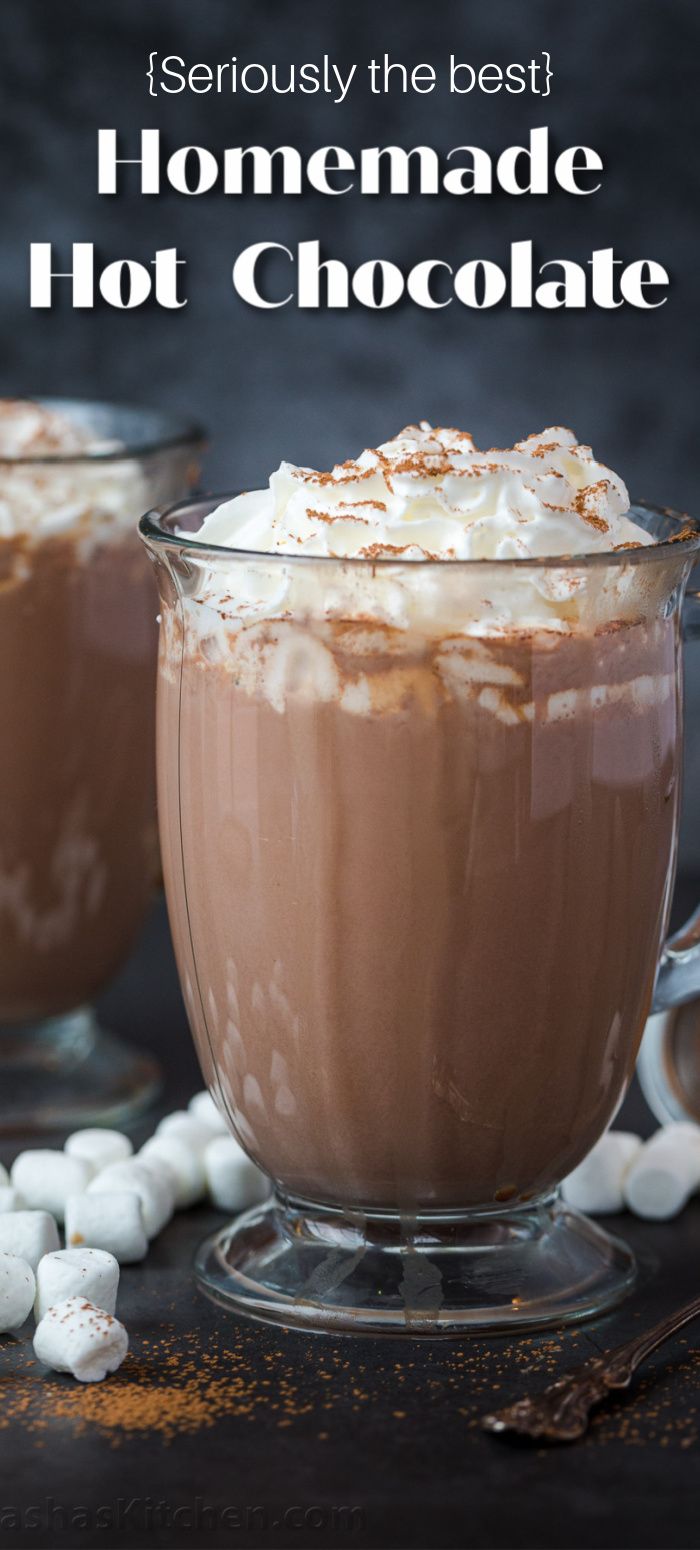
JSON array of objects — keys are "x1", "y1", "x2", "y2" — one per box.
[
  {"x1": 0, "y1": 1006, "x2": 161, "y2": 1135},
  {"x1": 195, "y1": 1192, "x2": 636, "y2": 1338}
]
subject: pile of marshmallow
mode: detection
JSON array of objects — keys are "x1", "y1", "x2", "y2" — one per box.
[
  {"x1": 562, "y1": 1121, "x2": 700, "y2": 1220},
  {"x1": 0, "y1": 1091, "x2": 269, "y2": 1383}
]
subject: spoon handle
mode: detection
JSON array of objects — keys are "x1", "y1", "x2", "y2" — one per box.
[
  {"x1": 602, "y1": 1294, "x2": 700, "y2": 1387},
  {"x1": 482, "y1": 1295, "x2": 700, "y2": 1440}
]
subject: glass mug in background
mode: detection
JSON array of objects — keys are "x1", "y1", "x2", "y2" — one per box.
[
  {"x1": 142, "y1": 497, "x2": 700, "y2": 1335},
  {"x1": 0, "y1": 400, "x2": 203, "y2": 1132}
]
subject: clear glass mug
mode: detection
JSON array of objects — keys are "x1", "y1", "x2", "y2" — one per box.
[
  {"x1": 637, "y1": 591, "x2": 700, "y2": 1127},
  {"x1": 0, "y1": 400, "x2": 203, "y2": 1132},
  {"x1": 142, "y1": 496, "x2": 700, "y2": 1335}
]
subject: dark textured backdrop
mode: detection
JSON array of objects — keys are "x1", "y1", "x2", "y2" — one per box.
[{"x1": 1, "y1": 0, "x2": 700, "y2": 861}]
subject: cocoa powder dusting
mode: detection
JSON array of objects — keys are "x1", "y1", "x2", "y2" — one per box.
[
  {"x1": 2, "y1": 1321, "x2": 698, "y2": 1452},
  {"x1": 0, "y1": 1327, "x2": 314, "y2": 1448},
  {"x1": 572, "y1": 483, "x2": 611, "y2": 533}
]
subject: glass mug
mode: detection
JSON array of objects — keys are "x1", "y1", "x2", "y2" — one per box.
[
  {"x1": 637, "y1": 590, "x2": 700, "y2": 1129},
  {"x1": 142, "y1": 496, "x2": 700, "y2": 1335},
  {"x1": 0, "y1": 400, "x2": 203, "y2": 1132},
  {"x1": 638, "y1": 1000, "x2": 700, "y2": 1126}
]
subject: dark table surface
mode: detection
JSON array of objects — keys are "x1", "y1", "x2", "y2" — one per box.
[{"x1": 1, "y1": 900, "x2": 699, "y2": 1550}]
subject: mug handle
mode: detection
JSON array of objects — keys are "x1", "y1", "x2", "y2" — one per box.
[{"x1": 652, "y1": 587, "x2": 700, "y2": 1012}]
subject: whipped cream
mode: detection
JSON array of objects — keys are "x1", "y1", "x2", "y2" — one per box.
[
  {"x1": 197, "y1": 423, "x2": 652, "y2": 562},
  {"x1": 0, "y1": 400, "x2": 111, "y2": 460},
  {"x1": 0, "y1": 399, "x2": 147, "y2": 545},
  {"x1": 176, "y1": 422, "x2": 665, "y2": 677},
  {"x1": 164, "y1": 425, "x2": 672, "y2": 717}
]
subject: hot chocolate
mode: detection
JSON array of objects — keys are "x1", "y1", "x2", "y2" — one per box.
[
  {"x1": 0, "y1": 530, "x2": 156, "y2": 1021},
  {"x1": 0, "y1": 399, "x2": 200, "y2": 1125},
  {"x1": 154, "y1": 425, "x2": 680, "y2": 1212}
]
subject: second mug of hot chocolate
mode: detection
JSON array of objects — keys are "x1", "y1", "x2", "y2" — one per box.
[
  {"x1": 142, "y1": 424, "x2": 700, "y2": 1334},
  {"x1": 0, "y1": 399, "x2": 203, "y2": 1132}
]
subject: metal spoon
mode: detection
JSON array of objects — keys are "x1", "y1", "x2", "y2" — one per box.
[{"x1": 482, "y1": 1295, "x2": 700, "y2": 1442}]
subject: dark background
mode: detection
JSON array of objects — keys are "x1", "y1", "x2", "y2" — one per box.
[
  {"x1": 1, "y1": 0, "x2": 699, "y2": 494},
  {"x1": 1, "y1": 0, "x2": 700, "y2": 872}
]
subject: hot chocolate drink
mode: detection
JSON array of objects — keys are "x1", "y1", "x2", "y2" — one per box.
[
  {"x1": 154, "y1": 426, "x2": 680, "y2": 1212},
  {"x1": 0, "y1": 399, "x2": 200, "y2": 1127}
]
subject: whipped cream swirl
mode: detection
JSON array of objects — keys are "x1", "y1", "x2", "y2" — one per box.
[
  {"x1": 167, "y1": 425, "x2": 671, "y2": 715},
  {"x1": 198, "y1": 423, "x2": 651, "y2": 561},
  {"x1": 0, "y1": 399, "x2": 146, "y2": 544},
  {"x1": 0, "y1": 399, "x2": 112, "y2": 461}
]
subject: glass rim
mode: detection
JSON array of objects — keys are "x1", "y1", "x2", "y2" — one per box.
[
  {"x1": 140, "y1": 493, "x2": 700, "y2": 572},
  {"x1": 0, "y1": 397, "x2": 206, "y2": 465}
]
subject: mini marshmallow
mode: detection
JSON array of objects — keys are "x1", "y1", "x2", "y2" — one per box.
[
  {"x1": 156, "y1": 1111, "x2": 217, "y2": 1154},
  {"x1": 35, "y1": 1246, "x2": 119, "y2": 1321},
  {"x1": 204, "y1": 1136, "x2": 271, "y2": 1213},
  {"x1": 11, "y1": 1151, "x2": 91, "y2": 1222},
  {"x1": 188, "y1": 1090, "x2": 229, "y2": 1135},
  {"x1": 34, "y1": 1296, "x2": 128, "y2": 1383},
  {"x1": 140, "y1": 1135, "x2": 206, "y2": 1209},
  {"x1": 64, "y1": 1191, "x2": 148, "y2": 1265},
  {"x1": 0, "y1": 1252, "x2": 36, "y2": 1331},
  {"x1": 0, "y1": 1162, "x2": 9, "y2": 1188},
  {"x1": 87, "y1": 1158, "x2": 174, "y2": 1238},
  {"x1": 65, "y1": 1129, "x2": 133, "y2": 1176},
  {"x1": 562, "y1": 1132, "x2": 642, "y2": 1214},
  {"x1": 624, "y1": 1123, "x2": 700, "y2": 1221},
  {"x1": 0, "y1": 1187, "x2": 24, "y2": 1213},
  {"x1": 0, "y1": 1211, "x2": 60, "y2": 1270}
]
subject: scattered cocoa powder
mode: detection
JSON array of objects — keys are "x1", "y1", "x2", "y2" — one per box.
[{"x1": 1, "y1": 1319, "x2": 697, "y2": 1452}]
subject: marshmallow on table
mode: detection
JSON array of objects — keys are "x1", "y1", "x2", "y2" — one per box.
[
  {"x1": 64, "y1": 1129, "x2": 133, "y2": 1176},
  {"x1": 35, "y1": 1247, "x2": 119, "y2": 1321},
  {"x1": 0, "y1": 1187, "x2": 24, "y2": 1213},
  {"x1": 562, "y1": 1131, "x2": 642, "y2": 1215},
  {"x1": 0, "y1": 1211, "x2": 60, "y2": 1270},
  {"x1": 188, "y1": 1090, "x2": 229, "y2": 1135},
  {"x1": 0, "y1": 1252, "x2": 36, "y2": 1332},
  {"x1": 87, "y1": 1158, "x2": 174, "y2": 1239},
  {"x1": 624, "y1": 1122, "x2": 700, "y2": 1221},
  {"x1": 11, "y1": 1151, "x2": 91, "y2": 1223},
  {"x1": 204, "y1": 1136, "x2": 271, "y2": 1213},
  {"x1": 34, "y1": 1297, "x2": 128, "y2": 1383},
  {"x1": 65, "y1": 1191, "x2": 148, "y2": 1265},
  {"x1": 156, "y1": 1112, "x2": 217, "y2": 1154},
  {"x1": 140, "y1": 1135, "x2": 206, "y2": 1209}
]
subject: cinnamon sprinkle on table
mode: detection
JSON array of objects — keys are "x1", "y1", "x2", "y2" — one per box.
[{"x1": 3, "y1": 1318, "x2": 698, "y2": 1452}]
